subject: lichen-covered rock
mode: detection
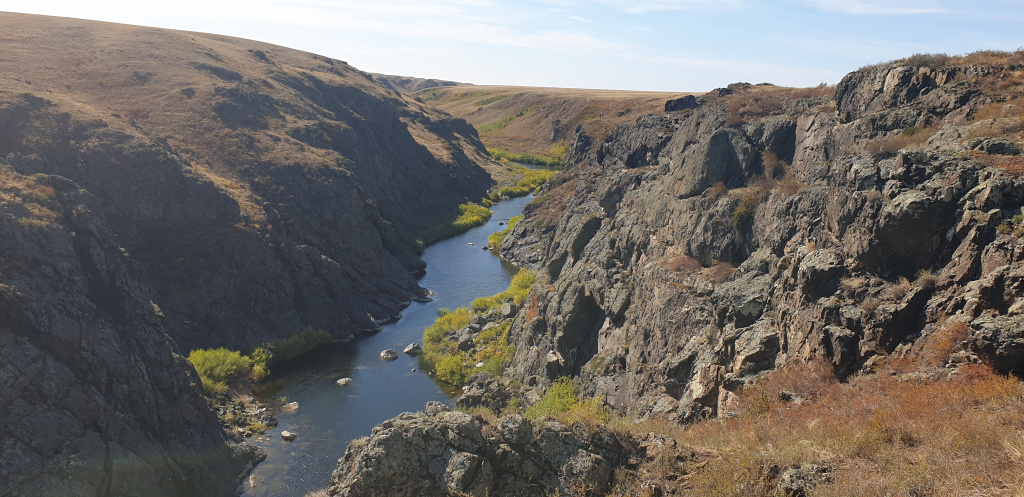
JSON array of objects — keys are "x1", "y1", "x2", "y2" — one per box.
[
  {"x1": 499, "y1": 57, "x2": 1024, "y2": 422},
  {"x1": 328, "y1": 408, "x2": 628, "y2": 497}
]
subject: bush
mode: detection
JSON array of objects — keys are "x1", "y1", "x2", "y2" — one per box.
[
  {"x1": 201, "y1": 377, "x2": 229, "y2": 395},
  {"x1": 488, "y1": 167, "x2": 557, "y2": 201},
  {"x1": 525, "y1": 377, "x2": 579, "y2": 420},
  {"x1": 435, "y1": 354, "x2": 467, "y2": 386},
  {"x1": 188, "y1": 348, "x2": 254, "y2": 395}
]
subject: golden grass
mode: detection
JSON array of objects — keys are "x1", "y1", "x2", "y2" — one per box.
[{"x1": 621, "y1": 361, "x2": 1024, "y2": 496}]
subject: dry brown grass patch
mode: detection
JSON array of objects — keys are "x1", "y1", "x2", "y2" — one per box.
[
  {"x1": 976, "y1": 152, "x2": 1024, "y2": 177},
  {"x1": 664, "y1": 254, "x2": 702, "y2": 275},
  {"x1": 883, "y1": 277, "x2": 912, "y2": 301},
  {"x1": 639, "y1": 362, "x2": 1024, "y2": 496},
  {"x1": 864, "y1": 127, "x2": 937, "y2": 159}
]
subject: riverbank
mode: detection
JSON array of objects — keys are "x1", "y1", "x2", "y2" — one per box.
[{"x1": 238, "y1": 193, "x2": 536, "y2": 497}]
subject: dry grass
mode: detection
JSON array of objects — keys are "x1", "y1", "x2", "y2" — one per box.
[
  {"x1": 0, "y1": 166, "x2": 59, "y2": 228},
  {"x1": 420, "y1": 84, "x2": 697, "y2": 162},
  {"x1": 664, "y1": 254, "x2": 703, "y2": 275},
  {"x1": 883, "y1": 277, "x2": 912, "y2": 301},
  {"x1": 705, "y1": 262, "x2": 737, "y2": 284},
  {"x1": 975, "y1": 152, "x2": 1024, "y2": 177},
  {"x1": 724, "y1": 84, "x2": 834, "y2": 127},
  {"x1": 624, "y1": 361, "x2": 1024, "y2": 497},
  {"x1": 864, "y1": 127, "x2": 937, "y2": 159}
]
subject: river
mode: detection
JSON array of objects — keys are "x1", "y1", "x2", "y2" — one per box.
[{"x1": 241, "y1": 193, "x2": 535, "y2": 497}]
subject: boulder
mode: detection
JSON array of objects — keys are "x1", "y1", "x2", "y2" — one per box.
[
  {"x1": 665, "y1": 95, "x2": 700, "y2": 112},
  {"x1": 403, "y1": 343, "x2": 423, "y2": 356},
  {"x1": 968, "y1": 137, "x2": 1022, "y2": 155},
  {"x1": 281, "y1": 431, "x2": 297, "y2": 442},
  {"x1": 380, "y1": 349, "x2": 399, "y2": 360},
  {"x1": 336, "y1": 378, "x2": 353, "y2": 386},
  {"x1": 777, "y1": 464, "x2": 832, "y2": 496},
  {"x1": 458, "y1": 334, "x2": 476, "y2": 352},
  {"x1": 500, "y1": 302, "x2": 518, "y2": 319},
  {"x1": 282, "y1": 402, "x2": 299, "y2": 412},
  {"x1": 456, "y1": 373, "x2": 513, "y2": 412}
]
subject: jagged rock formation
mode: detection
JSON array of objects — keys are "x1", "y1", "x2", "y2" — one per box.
[
  {"x1": 328, "y1": 402, "x2": 630, "y2": 497},
  {"x1": 0, "y1": 13, "x2": 501, "y2": 496},
  {"x1": 500, "y1": 58, "x2": 1024, "y2": 421}
]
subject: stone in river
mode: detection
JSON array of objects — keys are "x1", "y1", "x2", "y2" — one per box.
[
  {"x1": 380, "y1": 349, "x2": 399, "y2": 360},
  {"x1": 403, "y1": 343, "x2": 423, "y2": 356},
  {"x1": 281, "y1": 430, "x2": 297, "y2": 441},
  {"x1": 337, "y1": 377, "x2": 353, "y2": 386}
]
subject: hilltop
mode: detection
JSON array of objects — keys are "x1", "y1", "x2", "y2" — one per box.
[{"x1": 415, "y1": 84, "x2": 697, "y2": 165}]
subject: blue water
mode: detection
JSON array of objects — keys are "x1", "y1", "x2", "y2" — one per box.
[{"x1": 241, "y1": 193, "x2": 533, "y2": 497}]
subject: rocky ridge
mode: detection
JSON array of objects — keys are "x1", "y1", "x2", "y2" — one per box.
[{"x1": 497, "y1": 58, "x2": 1024, "y2": 420}]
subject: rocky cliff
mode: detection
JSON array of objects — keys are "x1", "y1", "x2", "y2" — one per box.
[
  {"x1": 499, "y1": 55, "x2": 1024, "y2": 420},
  {"x1": 0, "y1": 167, "x2": 262, "y2": 495},
  {"x1": 0, "y1": 13, "x2": 502, "y2": 497}
]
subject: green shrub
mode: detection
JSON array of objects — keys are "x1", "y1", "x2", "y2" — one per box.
[
  {"x1": 471, "y1": 269, "x2": 534, "y2": 310},
  {"x1": 188, "y1": 348, "x2": 252, "y2": 384},
  {"x1": 487, "y1": 215, "x2": 522, "y2": 249},
  {"x1": 413, "y1": 201, "x2": 493, "y2": 250},
  {"x1": 201, "y1": 377, "x2": 229, "y2": 395},
  {"x1": 488, "y1": 167, "x2": 557, "y2": 201},
  {"x1": 733, "y1": 195, "x2": 757, "y2": 230},
  {"x1": 525, "y1": 377, "x2": 579, "y2": 420},
  {"x1": 435, "y1": 355, "x2": 467, "y2": 385},
  {"x1": 488, "y1": 148, "x2": 565, "y2": 168}
]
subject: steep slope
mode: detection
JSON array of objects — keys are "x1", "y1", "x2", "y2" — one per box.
[
  {"x1": 0, "y1": 167, "x2": 261, "y2": 496},
  {"x1": 0, "y1": 13, "x2": 504, "y2": 497},
  {"x1": 416, "y1": 85, "x2": 696, "y2": 165},
  {"x1": 500, "y1": 53, "x2": 1024, "y2": 420},
  {"x1": 0, "y1": 12, "x2": 498, "y2": 351}
]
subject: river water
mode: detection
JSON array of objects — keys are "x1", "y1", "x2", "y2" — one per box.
[{"x1": 241, "y1": 193, "x2": 534, "y2": 497}]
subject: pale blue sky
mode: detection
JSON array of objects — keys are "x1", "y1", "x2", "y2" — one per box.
[{"x1": 2, "y1": 0, "x2": 1022, "y2": 91}]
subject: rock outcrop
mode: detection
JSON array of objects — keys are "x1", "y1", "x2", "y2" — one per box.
[
  {"x1": 500, "y1": 58, "x2": 1024, "y2": 420},
  {"x1": 0, "y1": 170, "x2": 262, "y2": 496},
  {"x1": 328, "y1": 402, "x2": 630, "y2": 497}
]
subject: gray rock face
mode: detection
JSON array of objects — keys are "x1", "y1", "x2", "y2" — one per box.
[
  {"x1": 0, "y1": 175, "x2": 261, "y2": 496},
  {"x1": 499, "y1": 59, "x2": 1024, "y2": 422},
  {"x1": 328, "y1": 407, "x2": 628, "y2": 497}
]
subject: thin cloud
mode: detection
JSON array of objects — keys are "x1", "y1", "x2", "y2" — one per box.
[
  {"x1": 568, "y1": 14, "x2": 593, "y2": 22},
  {"x1": 802, "y1": 0, "x2": 951, "y2": 15}
]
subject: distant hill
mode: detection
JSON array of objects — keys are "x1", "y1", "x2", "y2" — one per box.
[
  {"x1": 371, "y1": 73, "x2": 465, "y2": 93},
  {"x1": 416, "y1": 85, "x2": 698, "y2": 165},
  {"x1": 0, "y1": 12, "x2": 501, "y2": 496}
]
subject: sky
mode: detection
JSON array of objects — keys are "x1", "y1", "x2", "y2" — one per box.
[{"x1": 1, "y1": 0, "x2": 1022, "y2": 91}]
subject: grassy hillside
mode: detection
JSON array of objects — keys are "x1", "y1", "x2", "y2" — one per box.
[{"x1": 415, "y1": 85, "x2": 698, "y2": 165}]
